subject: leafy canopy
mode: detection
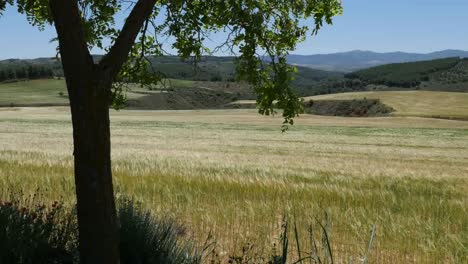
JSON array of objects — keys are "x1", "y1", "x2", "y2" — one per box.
[{"x1": 2, "y1": 0, "x2": 342, "y2": 130}]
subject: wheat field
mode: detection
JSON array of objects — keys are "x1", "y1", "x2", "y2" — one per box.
[
  {"x1": 307, "y1": 91, "x2": 468, "y2": 120},
  {"x1": 234, "y1": 91, "x2": 468, "y2": 120},
  {"x1": 0, "y1": 107, "x2": 467, "y2": 263}
]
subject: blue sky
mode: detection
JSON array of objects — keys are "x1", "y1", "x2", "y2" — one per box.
[{"x1": 0, "y1": 0, "x2": 467, "y2": 59}]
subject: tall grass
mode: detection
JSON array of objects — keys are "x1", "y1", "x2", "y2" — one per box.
[{"x1": 0, "y1": 108, "x2": 467, "y2": 263}]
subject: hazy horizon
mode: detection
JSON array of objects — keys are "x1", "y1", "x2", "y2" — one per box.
[{"x1": 1, "y1": 49, "x2": 467, "y2": 61}]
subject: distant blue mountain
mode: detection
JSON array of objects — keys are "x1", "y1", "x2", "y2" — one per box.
[
  {"x1": 287, "y1": 50, "x2": 468, "y2": 72},
  {"x1": 3, "y1": 50, "x2": 468, "y2": 73}
]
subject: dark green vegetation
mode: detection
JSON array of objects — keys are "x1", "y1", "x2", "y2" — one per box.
[
  {"x1": 0, "y1": 59, "x2": 59, "y2": 82},
  {"x1": 345, "y1": 57, "x2": 468, "y2": 91},
  {"x1": 0, "y1": 198, "x2": 200, "y2": 264},
  {"x1": 126, "y1": 84, "x2": 242, "y2": 110},
  {"x1": 0, "y1": 199, "x2": 76, "y2": 263},
  {"x1": 304, "y1": 98, "x2": 394, "y2": 117}
]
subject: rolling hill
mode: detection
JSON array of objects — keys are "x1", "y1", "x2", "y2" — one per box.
[
  {"x1": 2, "y1": 79, "x2": 468, "y2": 121},
  {"x1": 286, "y1": 50, "x2": 468, "y2": 72},
  {"x1": 231, "y1": 90, "x2": 468, "y2": 120},
  {"x1": 0, "y1": 56, "x2": 344, "y2": 97},
  {"x1": 0, "y1": 79, "x2": 247, "y2": 109},
  {"x1": 1, "y1": 54, "x2": 468, "y2": 111},
  {"x1": 344, "y1": 57, "x2": 468, "y2": 92}
]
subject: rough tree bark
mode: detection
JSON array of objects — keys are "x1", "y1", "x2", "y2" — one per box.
[
  {"x1": 49, "y1": 1, "x2": 118, "y2": 262},
  {"x1": 49, "y1": 0, "x2": 157, "y2": 263}
]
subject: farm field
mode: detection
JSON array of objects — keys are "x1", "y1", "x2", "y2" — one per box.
[
  {"x1": 0, "y1": 79, "x2": 198, "y2": 106},
  {"x1": 0, "y1": 79, "x2": 68, "y2": 106},
  {"x1": 231, "y1": 90, "x2": 468, "y2": 120},
  {"x1": 3, "y1": 80, "x2": 468, "y2": 118},
  {"x1": 0, "y1": 107, "x2": 467, "y2": 263},
  {"x1": 307, "y1": 91, "x2": 468, "y2": 120}
]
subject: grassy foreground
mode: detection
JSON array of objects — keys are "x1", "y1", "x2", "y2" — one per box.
[{"x1": 0, "y1": 108, "x2": 467, "y2": 263}]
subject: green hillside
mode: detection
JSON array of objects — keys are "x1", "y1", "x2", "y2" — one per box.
[
  {"x1": 0, "y1": 56, "x2": 344, "y2": 96},
  {"x1": 1, "y1": 57, "x2": 467, "y2": 110},
  {"x1": 124, "y1": 56, "x2": 345, "y2": 96},
  {"x1": 0, "y1": 79, "x2": 68, "y2": 106},
  {"x1": 0, "y1": 79, "x2": 249, "y2": 109},
  {"x1": 345, "y1": 58, "x2": 468, "y2": 90}
]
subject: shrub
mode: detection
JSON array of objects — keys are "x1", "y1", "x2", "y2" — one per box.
[
  {"x1": 210, "y1": 74, "x2": 222, "y2": 82},
  {"x1": 118, "y1": 199, "x2": 200, "y2": 264},
  {"x1": 0, "y1": 199, "x2": 78, "y2": 264},
  {"x1": 0, "y1": 197, "x2": 200, "y2": 264},
  {"x1": 304, "y1": 98, "x2": 394, "y2": 117}
]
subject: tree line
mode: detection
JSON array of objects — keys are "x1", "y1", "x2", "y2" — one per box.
[{"x1": 0, "y1": 64, "x2": 59, "y2": 82}]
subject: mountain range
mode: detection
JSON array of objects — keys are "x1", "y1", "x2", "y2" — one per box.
[
  {"x1": 286, "y1": 50, "x2": 468, "y2": 72},
  {"x1": 2, "y1": 49, "x2": 468, "y2": 75}
]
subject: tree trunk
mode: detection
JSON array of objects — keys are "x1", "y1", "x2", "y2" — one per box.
[
  {"x1": 49, "y1": 1, "x2": 157, "y2": 262},
  {"x1": 49, "y1": 1, "x2": 120, "y2": 262},
  {"x1": 67, "y1": 73, "x2": 119, "y2": 264}
]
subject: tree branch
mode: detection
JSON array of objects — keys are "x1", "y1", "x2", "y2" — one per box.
[
  {"x1": 99, "y1": 0, "x2": 157, "y2": 80},
  {"x1": 49, "y1": 0, "x2": 94, "y2": 82}
]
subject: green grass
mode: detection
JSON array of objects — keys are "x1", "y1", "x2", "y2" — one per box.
[
  {"x1": 0, "y1": 79, "x2": 68, "y2": 106},
  {"x1": 0, "y1": 79, "x2": 198, "y2": 105},
  {"x1": 0, "y1": 108, "x2": 467, "y2": 263}
]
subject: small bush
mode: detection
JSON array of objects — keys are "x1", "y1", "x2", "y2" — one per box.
[
  {"x1": 0, "y1": 198, "x2": 200, "y2": 264},
  {"x1": 210, "y1": 75, "x2": 223, "y2": 82},
  {"x1": 118, "y1": 199, "x2": 200, "y2": 264},
  {"x1": 0, "y1": 199, "x2": 77, "y2": 264},
  {"x1": 304, "y1": 98, "x2": 394, "y2": 117}
]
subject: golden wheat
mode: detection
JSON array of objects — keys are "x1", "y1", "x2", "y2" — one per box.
[{"x1": 0, "y1": 107, "x2": 467, "y2": 263}]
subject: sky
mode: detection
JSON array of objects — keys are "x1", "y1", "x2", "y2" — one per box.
[{"x1": 0, "y1": 0, "x2": 467, "y2": 59}]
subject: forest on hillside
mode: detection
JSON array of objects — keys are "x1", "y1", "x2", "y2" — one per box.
[
  {"x1": 1, "y1": 56, "x2": 468, "y2": 96},
  {"x1": 0, "y1": 62, "x2": 57, "y2": 82},
  {"x1": 345, "y1": 57, "x2": 468, "y2": 88}
]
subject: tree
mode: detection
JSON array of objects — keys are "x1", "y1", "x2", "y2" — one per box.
[{"x1": 1, "y1": 0, "x2": 342, "y2": 263}]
